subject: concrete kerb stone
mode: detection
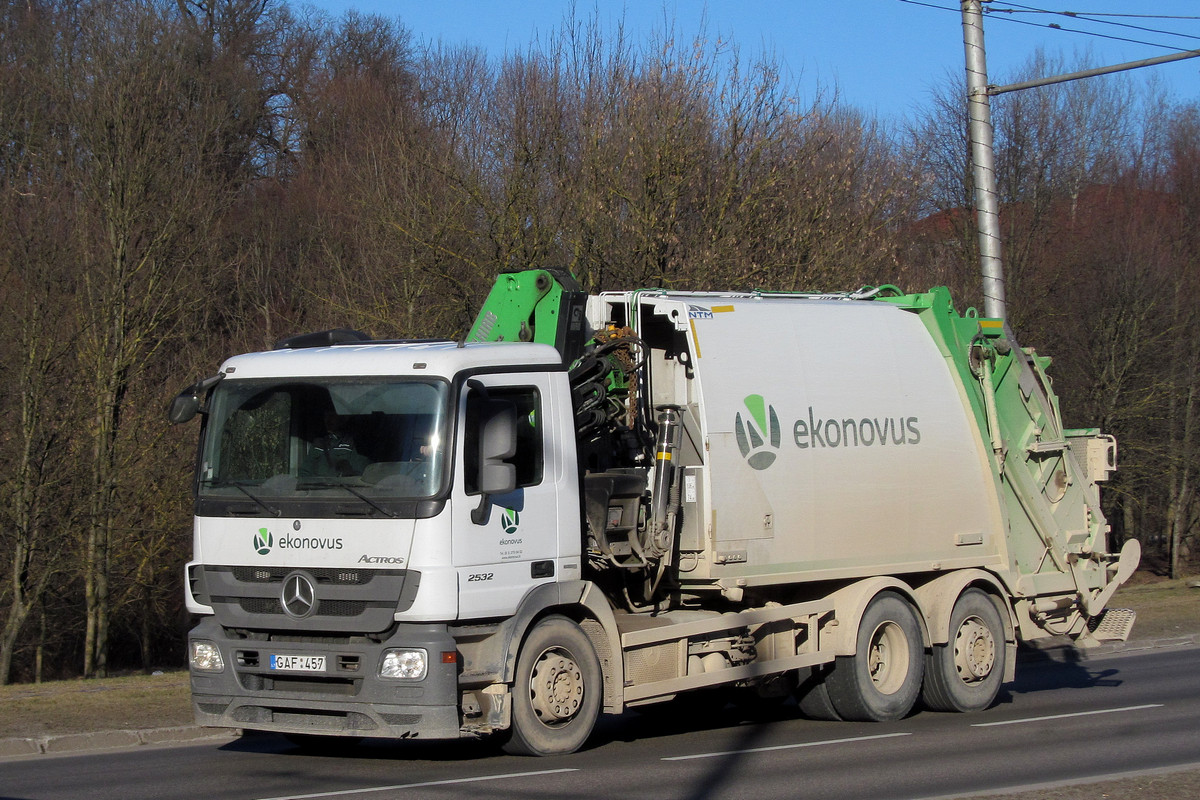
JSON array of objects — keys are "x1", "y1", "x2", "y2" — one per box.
[
  {"x1": 136, "y1": 725, "x2": 240, "y2": 745},
  {"x1": 0, "y1": 726, "x2": 240, "y2": 758},
  {"x1": 0, "y1": 737, "x2": 42, "y2": 758},
  {"x1": 42, "y1": 729, "x2": 143, "y2": 753}
]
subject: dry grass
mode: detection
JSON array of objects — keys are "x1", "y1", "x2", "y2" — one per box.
[
  {"x1": 1111, "y1": 573, "x2": 1200, "y2": 641},
  {"x1": 0, "y1": 670, "x2": 191, "y2": 739}
]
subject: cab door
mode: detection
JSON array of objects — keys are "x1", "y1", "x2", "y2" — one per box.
[{"x1": 452, "y1": 372, "x2": 566, "y2": 619}]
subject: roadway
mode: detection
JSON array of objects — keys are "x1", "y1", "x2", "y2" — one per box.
[{"x1": 2, "y1": 644, "x2": 1198, "y2": 800}]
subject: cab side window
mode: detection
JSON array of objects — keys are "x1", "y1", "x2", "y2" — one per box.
[{"x1": 464, "y1": 387, "x2": 543, "y2": 494}]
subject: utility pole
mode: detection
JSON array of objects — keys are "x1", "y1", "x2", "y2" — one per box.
[
  {"x1": 961, "y1": 0, "x2": 1005, "y2": 322},
  {"x1": 957, "y1": 2, "x2": 1200, "y2": 323}
]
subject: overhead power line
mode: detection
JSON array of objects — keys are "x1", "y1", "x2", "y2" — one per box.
[
  {"x1": 991, "y1": 2, "x2": 1200, "y2": 46},
  {"x1": 898, "y1": 0, "x2": 1200, "y2": 53},
  {"x1": 990, "y1": 3, "x2": 1200, "y2": 22}
]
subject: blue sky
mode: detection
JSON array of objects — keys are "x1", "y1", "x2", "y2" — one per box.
[{"x1": 307, "y1": 1, "x2": 1200, "y2": 120}]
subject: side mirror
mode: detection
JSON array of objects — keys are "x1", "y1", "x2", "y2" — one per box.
[
  {"x1": 168, "y1": 392, "x2": 201, "y2": 424},
  {"x1": 479, "y1": 400, "x2": 518, "y2": 493},
  {"x1": 472, "y1": 400, "x2": 518, "y2": 524},
  {"x1": 167, "y1": 374, "x2": 224, "y2": 424}
]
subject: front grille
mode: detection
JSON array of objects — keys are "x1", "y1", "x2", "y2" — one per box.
[
  {"x1": 238, "y1": 597, "x2": 282, "y2": 615},
  {"x1": 232, "y1": 566, "x2": 373, "y2": 585},
  {"x1": 319, "y1": 600, "x2": 367, "y2": 617},
  {"x1": 199, "y1": 564, "x2": 415, "y2": 633},
  {"x1": 236, "y1": 597, "x2": 369, "y2": 617},
  {"x1": 201, "y1": 563, "x2": 417, "y2": 633}
]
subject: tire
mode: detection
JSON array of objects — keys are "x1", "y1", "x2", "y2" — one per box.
[
  {"x1": 794, "y1": 665, "x2": 842, "y2": 721},
  {"x1": 825, "y1": 591, "x2": 924, "y2": 722},
  {"x1": 921, "y1": 588, "x2": 1006, "y2": 713},
  {"x1": 503, "y1": 615, "x2": 602, "y2": 756}
]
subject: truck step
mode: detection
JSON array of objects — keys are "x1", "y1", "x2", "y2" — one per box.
[{"x1": 1088, "y1": 607, "x2": 1137, "y2": 642}]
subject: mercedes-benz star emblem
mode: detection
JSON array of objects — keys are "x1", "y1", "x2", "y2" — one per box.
[{"x1": 281, "y1": 573, "x2": 316, "y2": 618}]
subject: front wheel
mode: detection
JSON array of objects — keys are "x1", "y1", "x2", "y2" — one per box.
[
  {"x1": 921, "y1": 588, "x2": 1006, "y2": 712},
  {"x1": 825, "y1": 591, "x2": 924, "y2": 722},
  {"x1": 503, "y1": 615, "x2": 602, "y2": 756}
]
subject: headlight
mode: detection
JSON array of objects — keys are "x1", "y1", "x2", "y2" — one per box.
[
  {"x1": 380, "y1": 648, "x2": 427, "y2": 679},
  {"x1": 190, "y1": 640, "x2": 224, "y2": 672}
]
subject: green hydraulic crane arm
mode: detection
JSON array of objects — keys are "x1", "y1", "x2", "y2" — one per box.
[{"x1": 466, "y1": 268, "x2": 589, "y2": 362}]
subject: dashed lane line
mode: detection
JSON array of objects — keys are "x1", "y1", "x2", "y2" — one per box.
[
  {"x1": 253, "y1": 768, "x2": 579, "y2": 800},
  {"x1": 970, "y1": 703, "x2": 1164, "y2": 728},
  {"x1": 661, "y1": 732, "x2": 913, "y2": 762}
]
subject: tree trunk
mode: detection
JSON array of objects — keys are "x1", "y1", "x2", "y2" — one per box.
[
  {"x1": 1, "y1": 341, "x2": 59, "y2": 684},
  {"x1": 35, "y1": 610, "x2": 46, "y2": 684},
  {"x1": 84, "y1": 383, "x2": 122, "y2": 679},
  {"x1": 0, "y1": 544, "x2": 31, "y2": 686},
  {"x1": 1170, "y1": 379, "x2": 1197, "y2": 579}
]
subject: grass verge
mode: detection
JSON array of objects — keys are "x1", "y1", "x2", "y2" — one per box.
[{"x1": 0, "y1": 670, "x2": 191, "y2": 740}]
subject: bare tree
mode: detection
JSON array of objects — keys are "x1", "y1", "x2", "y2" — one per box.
[
  {"x1": 67, "y1": 1, "x2": 255, "y2": 676},
  {"x1": 0, "y1": 0, "x2": 86, "y2": 685},
  {"x1": 1163, "y1": 104, "x2": 1200, "y2": 577}
]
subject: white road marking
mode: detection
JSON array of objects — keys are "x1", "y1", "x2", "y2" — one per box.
[
  {"x1": 662, "y1": 731, "x2": 913, "y2": 761},
  {"x1": 971, "y1": 703, "x2": 1164, "y2": 728},
  {"x1": 254, "y1": 768, "x2": 579, "y2": 800}
]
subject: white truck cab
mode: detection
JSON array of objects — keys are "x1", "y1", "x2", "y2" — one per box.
[{"x1": 184, "y1": 341, "x2": 589, "y2": 744}]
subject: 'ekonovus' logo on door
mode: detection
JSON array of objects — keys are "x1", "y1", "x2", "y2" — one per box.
[
  {"x1": 735, "y1": 394, "x2": 781, "y2": 470},
  {"x1": 500, "y1": 508, "x2": 520, "y2": 535},
  {"x1": 254, "y1": 528, "x2": 273, "y2": 555}
]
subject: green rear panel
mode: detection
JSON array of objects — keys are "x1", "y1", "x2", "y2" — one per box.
[{"x1": 880, "y1": 288, "x2": 1114, "y2": 637}]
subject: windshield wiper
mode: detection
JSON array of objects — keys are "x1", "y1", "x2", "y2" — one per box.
[
  {"x1": 211, "y1": 480, "x2": 281, "y2": 517},
  {"x1": 299, "y1": 481, "x2": 398, "y2": 519}
]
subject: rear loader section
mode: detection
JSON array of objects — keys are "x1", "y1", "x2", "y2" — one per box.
[{"x1": 882, "y1": 287, "x2": 1140, "y2": 646}]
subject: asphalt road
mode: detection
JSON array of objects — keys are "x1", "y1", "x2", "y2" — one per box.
[{"x1": 2, "y1": 644, "x2": 1198, "y2": 800}]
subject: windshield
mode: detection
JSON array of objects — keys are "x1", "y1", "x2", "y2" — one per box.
[{"x1": 198, "y1": 378, "x2": 449, "y2": 510}]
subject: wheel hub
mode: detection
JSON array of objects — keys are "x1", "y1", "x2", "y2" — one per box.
[
  {"x1": 529, "y1": 649, "x2": 584, "y2": 724},
  {"x1": 867, "y1": 621, "x2": 909, "y2": 695},
  {"x1": 954, "y1": 616, "x2": 996, "y2": 682}
]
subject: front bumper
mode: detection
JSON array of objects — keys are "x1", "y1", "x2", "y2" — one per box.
[{"x1": 188, "y1": 616, "x2": 463, "y2": 740}]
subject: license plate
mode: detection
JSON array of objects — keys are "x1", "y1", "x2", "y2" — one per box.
[{"x1": 269, "y1": 654, "x2": 326, "y2": 672}]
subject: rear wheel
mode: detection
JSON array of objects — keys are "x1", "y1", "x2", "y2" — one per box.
[
  {"x1": 826, "y1": 591, "x2": 924, "y2": 722},
  {"x1": 921, "y1": 588, "x2": 1005, "y2": 712},
  {"x1": 503, "y1": 615, "x2": 602, "y2": 756}
]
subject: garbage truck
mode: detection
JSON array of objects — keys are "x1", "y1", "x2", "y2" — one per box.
[{"x1": 169, "y1": 268, "x2": 1140, "y2": 756}]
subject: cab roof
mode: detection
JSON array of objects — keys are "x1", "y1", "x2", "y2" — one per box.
[{"x1": 218, "y1": 340, "x2": 564, "y2": 379}]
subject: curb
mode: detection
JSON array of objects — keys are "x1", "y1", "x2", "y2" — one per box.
[{"x1": 0, "y1": 725, "x2": 240, "y2": 758}]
